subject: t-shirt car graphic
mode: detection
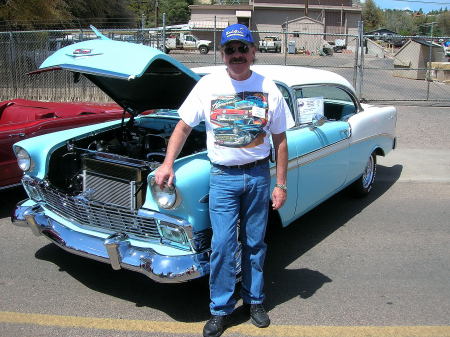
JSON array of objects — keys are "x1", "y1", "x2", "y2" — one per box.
[{"x1": 210, "y1": 92, "x2": 268, "y2": 148}]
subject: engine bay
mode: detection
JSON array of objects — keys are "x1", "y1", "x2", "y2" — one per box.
[{"x1": 47, "y1": 116, "x2": 207, "y2": 197}]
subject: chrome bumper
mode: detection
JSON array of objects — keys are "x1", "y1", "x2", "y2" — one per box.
[{"x1": 12, "y1": 200, "x2": 210, "y2": 283}]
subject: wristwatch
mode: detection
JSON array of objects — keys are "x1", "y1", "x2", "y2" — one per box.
[{"x1": 274, "y1": 183, "x2": 287, "y2": 192}]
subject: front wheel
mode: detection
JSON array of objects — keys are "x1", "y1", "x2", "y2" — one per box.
[
  {"x1": 349, "y1": 152, "x2": 377, "y2": 197},
  {"x1": 199, "y1": 46, "x2": 209, "y2": 54}
]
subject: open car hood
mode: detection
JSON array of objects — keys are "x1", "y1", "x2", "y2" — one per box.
[{"x1": 34, "y1": 28, "x2": 200, "y2": 116}]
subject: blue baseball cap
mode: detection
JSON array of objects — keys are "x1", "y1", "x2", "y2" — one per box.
[{"x1": 220, "y1": 24, "x2": 254, "y2": 46}]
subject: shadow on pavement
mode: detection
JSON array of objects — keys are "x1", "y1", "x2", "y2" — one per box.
[
  {"x1": 0, "y1": 186, "x2": 26, "y2": 219},
  {"x1": 33, "y1": 164, "x2": 402, "y2": 323}
]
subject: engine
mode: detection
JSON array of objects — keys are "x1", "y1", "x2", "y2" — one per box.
[{"x1": 46, "y1": 117, "x2": 206, "y2": 210}]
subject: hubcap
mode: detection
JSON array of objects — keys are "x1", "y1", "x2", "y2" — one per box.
[{"x1": 362, "y1": 155, "x2": 375, "y2": 189}]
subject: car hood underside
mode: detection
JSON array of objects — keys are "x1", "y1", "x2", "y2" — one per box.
[{"x1": 32, "y1": 33, "x2": 200, "y2": 117}]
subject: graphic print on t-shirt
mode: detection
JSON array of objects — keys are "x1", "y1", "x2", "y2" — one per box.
[{"x1": 210, "y1": 91, "x2": 268, "y2": 148}]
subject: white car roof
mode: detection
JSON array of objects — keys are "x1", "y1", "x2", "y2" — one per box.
[{"x1": 191, "y1": 65, "x2": 355, "y2": 92}]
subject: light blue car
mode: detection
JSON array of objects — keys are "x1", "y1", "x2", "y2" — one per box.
[{"x1": 12, "y1": 28, "x2": 397, "y2": 284}]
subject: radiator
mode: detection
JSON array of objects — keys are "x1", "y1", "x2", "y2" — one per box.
[{"x1": 82, "y1": 155, "x2": 149, "y2": 210}]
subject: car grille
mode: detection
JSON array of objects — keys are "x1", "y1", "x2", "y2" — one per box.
[{"x1": 28, "y1": 181, "x2": 161, "y2": 240}]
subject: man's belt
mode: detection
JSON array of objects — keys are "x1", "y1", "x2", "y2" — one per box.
[{"x1": 211, "y1": 156, "x2": 270, "y2": 170}]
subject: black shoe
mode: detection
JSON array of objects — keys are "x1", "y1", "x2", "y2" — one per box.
[
  {"x1": 203, "y1": 315, "x2": 228, "y2": 337},
  {"x1": 249, "y1": 303, "x2": 270, "y2": 328}
]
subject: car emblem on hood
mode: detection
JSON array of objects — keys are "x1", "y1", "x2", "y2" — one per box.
[{"x1": 67, "y1": 48, "x2": 103, "y2": 58}]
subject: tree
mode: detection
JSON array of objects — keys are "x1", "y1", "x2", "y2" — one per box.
[
  {"x1": 362, "y1": 0, "x2": 384, "y2": 32},
  {"x1": 383, "y1": 9, "x2": 416, "y2": 35},
  {"x1": 158, "y1": 0, "x2": 191, "y2": 25},
  {"x1": 0, "y1": 0, "x2": 137, "y2": 30},
  {"x1": 0, "y1": 0, "x2": 72, "y2": 29},
  {"x1": 437, "y1": 11, "x2": 450, "y2": 35},
  {"x1": 66, "y1": 0, "x2": 136, "y2": 28},
  {"x1": 127, "y1": 0, "x2": 192, "y2": 27}
]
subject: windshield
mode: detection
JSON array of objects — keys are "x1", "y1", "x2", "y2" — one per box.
[{"x1": 152, "y1": 109, "x2": 180, "y2": 117}]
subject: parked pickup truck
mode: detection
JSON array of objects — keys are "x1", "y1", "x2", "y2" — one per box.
[
  {"x1": 165, "y1": 32, "x2": 212, "y2": 54},
  {"x1": 259, "y1": 36, "x2": 282, "y2": 53}
]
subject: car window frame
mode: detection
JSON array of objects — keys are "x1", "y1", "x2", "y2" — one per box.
[
  {"x1": 291, "y1": 83, "x2": 362, "y2": 126},
  {"x1": 274, "y1": 81, "x2": 297, "y2": 127}
]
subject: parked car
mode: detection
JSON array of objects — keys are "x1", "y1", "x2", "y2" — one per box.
[
  {"x1": 258, "y1": 36, "x2": 282, "y2": 53},
  {"x1": 0, "y1": 99, "x2": 128, "y2": 190},
  {"x1": 12, "y1": 33, "x2": 397, "y2": 283}
]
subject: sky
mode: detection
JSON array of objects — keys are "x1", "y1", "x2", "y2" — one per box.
[{"x1": 369, "y1": 0, "x2": 450, "y2": 12}]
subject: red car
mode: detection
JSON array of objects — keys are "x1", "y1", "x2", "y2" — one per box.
[{"x1": 0, "y1": 98, "x2": 127, "y2": 189}]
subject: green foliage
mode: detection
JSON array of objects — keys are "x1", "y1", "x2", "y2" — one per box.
[
  {"x1": 375, "y1": 8, "x2": 449, "y2": 37},
  {"x1": 159, "y1": 0, "x2": 191, "y2": 25},
  {"x1": 362, "y1": 0, "x2": 384, "y2": 32},
  {"x1": 383, "y1": 9, "x2": 416, "y2": 35},
  {"x1": 0, "y1": 0, "x2": 72, "y2": 29},
  {"x1": 437, "y1": 11, "x2": 450, "y2": 35},
  {"x1": 126, "y1": 0, "x2": 191, "y2": 27},
  {"x1": 0, "y1": 0, "x2": 136, "y2": 30}
]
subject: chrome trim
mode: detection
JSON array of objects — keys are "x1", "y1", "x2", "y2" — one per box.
[
  {"x1": 104, "y1": 232, "x2": 129, "y2": 270},
  {"x1": 271, "y1": 138, "x2": 349, "y2": 176},
  {"x1": 12, "y1": 202, "x2": 210, "y2": 283},
  {"x1": 21, "y1": 176, "x2": 194, "y2": 251},
  {"x1": 0, "y1": 182, "x2": 22, "y2": 191},
  {"x1": 350, "y1": 133, "x2": 395, "y2": 146}
]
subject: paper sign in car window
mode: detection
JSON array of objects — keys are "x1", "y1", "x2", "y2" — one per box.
[{"x1": 297, "y1": 97, "x2": 324, "y2": 124}]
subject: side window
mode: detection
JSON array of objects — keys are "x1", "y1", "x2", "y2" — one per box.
[
  {"x1": 295, "y1": 85, "x2": 357, "y2": 122},
  {"x1": 276, "y1": 83, "x2": 295, "y2": 121}
]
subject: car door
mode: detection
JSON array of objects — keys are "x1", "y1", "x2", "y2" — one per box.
[
  {"x1": 291, "y1": 85, "x2": 357, "y2": 218},
  {"x1": 270, "y1": 83, "x2": 299, "y2": 225}
]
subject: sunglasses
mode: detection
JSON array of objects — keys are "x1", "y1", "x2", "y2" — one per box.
[{"x1": 224, "y1": 44, "x2": 250, "y2": 55}]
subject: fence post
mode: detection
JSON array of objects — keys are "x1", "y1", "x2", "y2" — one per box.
[
  {"x1": 354, "y1": 20, "x2": 364, "y2": 100},
  {"x1": 9, "y1": 32, "x2": 17, "y2": 97},
  {"x1": 426, "y1": 23, "x2": 436, "y2": 101},
  {"x1": 162, "y1": 13, "x2": 166, "y2": 53},
  {"x1": 284, "y1": 18, "x2": 288, "y2": 66},
  {"x1": 214, "y1": 16, "x2": 217, "y2": 65}
]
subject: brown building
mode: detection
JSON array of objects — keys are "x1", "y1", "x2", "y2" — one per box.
[{"x1": 189, "y1": 0, "x2": 362, "y2": 49}]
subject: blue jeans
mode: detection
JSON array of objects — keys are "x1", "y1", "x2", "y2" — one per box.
[{"x1": 208, "y1": 161, "x2": 270, "y2": 316}]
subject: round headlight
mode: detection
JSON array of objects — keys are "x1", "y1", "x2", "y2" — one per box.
[
  {"x1": 15, "y1": 147, "x2": 33, "y2": 172},
  {"x1": 150, "y1": 177, "x2": 178, "y2": 209}
]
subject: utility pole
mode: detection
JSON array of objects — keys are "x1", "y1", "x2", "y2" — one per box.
[
  {"x1": 155, "y1": 0, "x2": 159, "y2": 28},
  {"x1": 305, "y1": 0, "x2": 309, "y2": 17}
]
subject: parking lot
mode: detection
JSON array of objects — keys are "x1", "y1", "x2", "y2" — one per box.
[{"x1": 1, "y1": 104, "x2": 449, "y2": 336}]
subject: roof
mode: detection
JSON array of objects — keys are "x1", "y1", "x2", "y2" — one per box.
[
  {"x1": 282, "y1": 16, "x2": 324, "y2": 26},
  {"x1": 366, "y1": 28, "x2": 397, "y2": 35},
  {"x1": 192, "y1": 65, "x2": 354, "y2": 90},
  {"x1": 395, "y1": 38, "x2": 442, "y2": 56}
]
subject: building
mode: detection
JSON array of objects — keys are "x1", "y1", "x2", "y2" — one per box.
[
  {"x1": 393, "y1": 39, "x2": 445, "y2": 80},
  {"x1": 188, "y1": 0, "x2": 362, "y2": 50}
]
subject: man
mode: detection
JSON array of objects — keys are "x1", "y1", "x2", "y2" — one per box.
[{"x1": 154, "y1": 24, "x2": 294, "y2": 337}]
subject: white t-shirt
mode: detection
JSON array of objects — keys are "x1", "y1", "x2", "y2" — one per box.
[{"x1": 178, "y1": 69, "x2": 294, "y2": 166}]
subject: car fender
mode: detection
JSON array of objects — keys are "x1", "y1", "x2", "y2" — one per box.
[{"x1": 144, "y1": 152, "x2": 212, "y2": 232}]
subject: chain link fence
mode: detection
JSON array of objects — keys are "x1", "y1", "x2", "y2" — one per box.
[{"x1": 0, "y1": 25, "x2": 449, "y2": 104}]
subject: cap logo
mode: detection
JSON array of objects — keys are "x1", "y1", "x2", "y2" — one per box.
[{"x1": 226, "y1": 29, "x2": 245, "y2": 38}]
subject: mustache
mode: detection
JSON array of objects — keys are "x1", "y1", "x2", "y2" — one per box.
[{"x1": 230, "y1": 57, "x2": 247, "y2": 63}]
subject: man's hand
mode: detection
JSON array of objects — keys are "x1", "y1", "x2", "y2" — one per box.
[
  {"x1": 154, "y1": 164, "x2": 175, "y2": 188},
  {"x1": 272, "y1": 187, "x2": 286, "y2": 210}
]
